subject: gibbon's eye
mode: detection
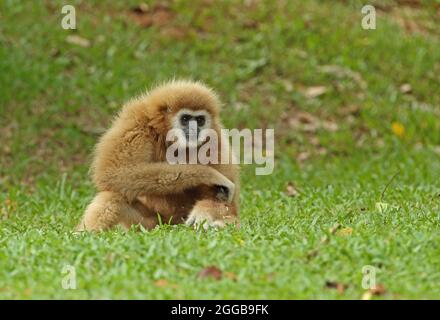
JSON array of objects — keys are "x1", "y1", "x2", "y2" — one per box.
[
  {"x1": 195, "y1": 115, "x2": 205, "y2": 127},
  {"x1": 180, "y1": 114, "x2": 192, "y2": 126}
]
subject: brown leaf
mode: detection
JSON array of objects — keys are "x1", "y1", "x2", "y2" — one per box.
[
  {"x1": 66, "y1": 35, "x2": 91, "y2": 48},
  {"x1": 362, "y1": 284, "x2": 387, "y2": 299},
  {"x1": 296, "y1": 111, "x2": 317, "y2": 124},
  {"x1": 198, "y1": 266, "x2": 222, "y2": 280},
  {"x1": 336, "y1": 227, "x2": 353, "y2": 236},
  {"x1": 329, "y1": 223, "x2": 341, "y2": 234},
  {"x1": 154, "y1": 279, "x2": 169, "y2": 287},
  {"x1": 325, "y1": 281, "x2": 347, "y2": 294},
  {"x1": 370, "y1": 284, "x2": 387, "y2": 295},
  {"x1": 304, "y1": 86, "x2": 328, "y2": 98},
  {"x1": 296, "y1": 151, "x2": 310, "y2": 162},
  {"x1": 338, "y1": 105, "x2": 361, "y2": 117},
  {"x1": 285, "y1": 182, "x2": 300, "y2": 197},
  {"x1": 154, "y1": 279, "x2": 179, "y2": 288},
  {"x1": 400, "y1": 83, "x2": 412, "y2": 94},
  {"x1": 224, "y1": 272, "x2": 238, "y2": 281},
  {"x1": 131, "y1": 3, "x2": 149, "y2": 13},
  {"x1": 129, "y1": 3, "x2": 174, "y2": 28}
]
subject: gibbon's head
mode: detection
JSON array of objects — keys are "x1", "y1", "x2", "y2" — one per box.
[{"x1": 134, "y1": 80, "x2": 222, "y2": 148}]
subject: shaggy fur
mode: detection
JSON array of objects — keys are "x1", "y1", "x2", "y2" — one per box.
[{"x1": 77, "y1": 80, "x2": 239, "y2": 231}]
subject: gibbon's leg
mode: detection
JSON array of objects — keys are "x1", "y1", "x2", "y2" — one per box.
[
  {"x1": 96, "y1": 164, "x2": 235, "y2": 204},
  {"x1": 119, "y1": 200, "x2": 159, "y2": 231},
  {"x1": 76, "y1": 191, "x2": 147, "y2": 231},
  {"x1": 185, "y1": 200, "x2": 239, "y2": 230}
]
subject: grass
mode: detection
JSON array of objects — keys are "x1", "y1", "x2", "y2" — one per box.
[{"x1": 1, "y1": 0, "x2": 439, "y2": 299}]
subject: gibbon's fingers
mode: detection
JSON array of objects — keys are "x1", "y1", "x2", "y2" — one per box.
[
  {"x1": 185, "y1": 200, "x2": 237, "y2": 230},
  {"x1": 97, "y1": 163, "x2": 235, "y2": 202}
]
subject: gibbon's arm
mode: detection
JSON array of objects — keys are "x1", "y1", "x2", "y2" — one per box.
[{"x1": 96, "y1": 163, "x2": 235, "y2": 203}]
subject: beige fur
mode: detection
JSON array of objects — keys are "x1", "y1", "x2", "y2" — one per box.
[{"x1": 77, "y1": 80, "x2": 239, "y2": 231}]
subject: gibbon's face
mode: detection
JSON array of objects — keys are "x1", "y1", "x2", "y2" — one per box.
[{"x1": 171, "y1": 108, "x2": 212, "y2": 148}]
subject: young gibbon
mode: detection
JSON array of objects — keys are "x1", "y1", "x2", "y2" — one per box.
[{"x1": 76, "y1": 80, "x2": 239, "y2": 231}]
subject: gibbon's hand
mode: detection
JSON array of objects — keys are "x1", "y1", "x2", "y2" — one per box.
[{"x1": 185, "y1": 200, "x2": 236, "y2": 230}]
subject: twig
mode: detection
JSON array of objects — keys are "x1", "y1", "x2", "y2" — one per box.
[{"x1": 380, "y1": 170, "x2": 400, "y2": 201}]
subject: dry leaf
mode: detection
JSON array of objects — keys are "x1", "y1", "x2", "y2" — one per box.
[
  {"x1": 338, "y1": 105, "x2": 361, "y2": 116},
  {"x1": 154, "y1": 279, "x2": 169, "y2": 287},
  {"x1": 336, "y1": 227, "x2": 353, "y2": 236},
  {"x1": 296, "y1": 151, "x2": 310, "y2": 162},
  {"x1": 66, "y1": 35, "x2": 91, "y2": 48},
  {"x1": 296, "y1": 111, "x2": 316, "y2": 124},
  {"x1": 325, "y1": 281, "x2": 347, "y2": 294},
  {"x1": 319, "y1": 65, "x2": 367, "y2": 89},
  {"x1": 285, "y1": 182, "x2": 300, "y2": 197},
  {"x1": 304, "y1": 86, "x2": 328, "y2": 98},
  {"x1": 362, "y1": 284, "x2": 387, "y2": 299},
  {"x1": 400, "y1": 83, "x2": 412, "y2": 94},
  {"x1": 224, "y1": 272, "x2": 238, "y2": 281},
  {"x1": 370, "y1": 284, "x2": 387, "y2": 295},
  {"x1": 322, "y1": 121, "x2": 339, "y2": 132},
  {"x1": 154, "y1": 279, "x2": 178, "y2": 288},
  {"x1": 329, "y1": 223, "x2": 341, "y2": 234},
  {"x1": 131, "y1": 3, "x2": 149, "y2": 13},
  {"x1": 130, "y1": 3, "x2": 174, "y2": 28},
  {"x1": 198, "y1": 266, "x2": 222, "y2": 280}
]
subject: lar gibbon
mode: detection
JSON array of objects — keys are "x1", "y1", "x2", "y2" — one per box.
[{"x1": 76, "y1": 80, "x2": 239, "y2": 231}]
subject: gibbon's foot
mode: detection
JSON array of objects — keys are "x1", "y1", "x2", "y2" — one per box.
[{"x1": 185, "y1": 200, "x2": 237, "y2": 230}]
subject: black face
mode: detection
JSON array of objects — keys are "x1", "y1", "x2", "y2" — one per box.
[
  {"x1": 180, "y1": 114, "x2": 206, "y2": 140},
  {"x1": 180, "y1": 114, "x2": 205, "y2": 127}
]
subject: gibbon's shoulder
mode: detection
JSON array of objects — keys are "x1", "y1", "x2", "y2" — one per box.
[{"x1": 118, "y1": 79, "x2": 222, "y2": 121}]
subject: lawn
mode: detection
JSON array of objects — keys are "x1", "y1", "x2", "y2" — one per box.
[{"x1": 0, "y1": 0, "x2": 439, "y2": 299}]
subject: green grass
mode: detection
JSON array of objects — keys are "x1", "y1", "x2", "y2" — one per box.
[{"x1": 1, "y1": 0, "x2": 439, "y2": 299}]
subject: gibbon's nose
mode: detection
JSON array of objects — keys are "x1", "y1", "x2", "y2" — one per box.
[{"x1": 186, "y1": 120, "x2": 200, "y2": 139}]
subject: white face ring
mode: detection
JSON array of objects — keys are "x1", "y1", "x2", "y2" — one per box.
[{"x1": 172, "y1": 109, "x2": 212, "y2": 148}]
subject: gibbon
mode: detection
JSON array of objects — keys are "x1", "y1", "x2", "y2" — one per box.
[{"x1": 76, "y1": 80, "x2": 239, "y2": 231}]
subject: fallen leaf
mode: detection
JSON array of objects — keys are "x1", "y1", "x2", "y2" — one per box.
[
  {"x1": 154, "y1": 279, "x2": 169, "y2": 287},
  {"x1": 131, "y1": 3, "x2": 149, "y2": 13},
  {"x1": 319, "y1": 65, "x2": 367, "y2": 89},
  {"x1": 400, "y1": 83, "x2": 412, "y2": 94},
  {"x1": 296, "y1": 151, "x2": 310, "y2": 162},
  {"x1": 66, "y1": 35, "x2": 91, "y2": 48},
  {"x1": 129, "y1": 3, "x2": 174, "y2": 28},
  {"x1": 296, "y1": 111, "x2": 316, "y2": 124},
  {"x1": 370, "y1": 284, "x2": 387, "y2": 295},
  {"x1": 322, "y1": 121, "x2": 338, "y2": 132},
  {"x1": 338, "y1": 105, "x2": 361, "y2": 117},
  {"x1": 154, "y1": 279, "x2": 178, "y2": 288},
  {"x1": 285, "y1": 182, "x2": 300, "y2": 197},
  {"x1": 224, "y1": 272, "x2": 238, "y2": 281},
  {"x1": 336, "y1": 227, "x2": 353, "y2": 236},
  {"x1": 329, "y1": 223, "x2": 341, "y2": 234},
  {"x1": 304, "y1": 86, "x2": 328, "y2": 98},
  {"x1": 198, "y1": 266, "x2": 222, "y2": 280},
  {"x1": 362, "y1": 284, "x2": 387, "y2": 299},
  {"x1": 325, "y1": 281, "x2": 347, "y2": 294}
]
